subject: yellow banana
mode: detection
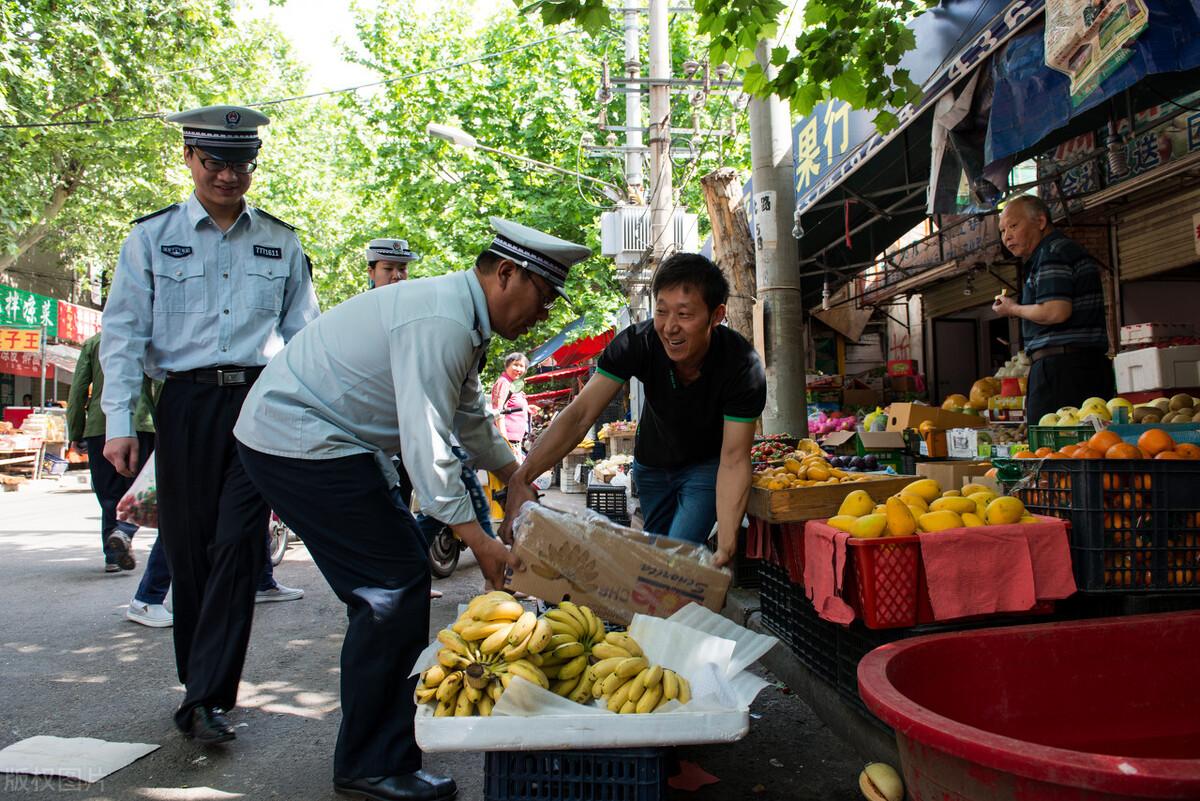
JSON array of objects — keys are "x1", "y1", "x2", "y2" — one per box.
[
  {"x1": 545, "y1": 608, "x2": 585, "y2": 638},
  {"x1": 677, "y1": 675, "x2": 692, "y2": 705},
  {"x1": 554, "y1": 641, "x2": 586, "y2": 660},
  {"x1": 557, "y1": 601, "x2": 590, "y2": 634},
  {"x1": 548, "y1": 633, "x2": 578, "y2": 650},
  {"x1": 488, "y1": 680, "x2": 504, "y2": 702},
  {"x1": 607, "y1": 678, "x2": 636, "y2": 712},
  {"x1": 477, "y1": 695, "x2": 494, "y2": 716},
  {"x1": 591, "y1": 656, "x2": 626, "y2": 681},
  {"x1": 552, "y1": 674, "x2": 581, "y2": 697},
  {"x1": 526, "y1": 652, "x2": 543, "y2": 667},
  {"x1": 568, "y1": 674, "x2": 595, "y2": 704},
  {"x1": 626, "y1": 670, "x2": 648, "y2": 702},
  {"x1": 437, "y1": 629, "x2": 473, "y2": 657},
  {"x1": 479, "y1": 599, "x2": 526, "y2": 622},
  {"x1": 526, "y1": 617, "x2": 553, "y2": 654},
  {"x1": 662, "y1": 669, "x2": 679, "y2": 701},
  {"x1": 592, "y1": 675, "x2": 607, "y2": 699},
  {"x1": 508, "y1": 660, "x2": 549, "y2": 689},
  {"x1": 642, "y1": 664, "x2": 663, "y2": 688},
  {"x1": 601, "y1": 672, "x2": 628, "y2": 696},
  {"x1": 481, "y1": 623, "x2": 516, "y2": 655},
  {"x1": 579, "y1": 605, "x2": 603, "y2": 641},
  {"x1": 435, "y1": 671, "x2": 464, "y2": 702},
  {"x1": 507, "y1": 611, "x2": 537, "y2": 645},
  {"x1": 459, "y1": 620, "x2": 511, "y2": 642},
  {"x1": 415, "y1": 686, "x2": 438, "y2": 704},
  {"x1": 454, "y1": 688, "x2": 474, "y2": 717},
  {"x1": 616, "y1": 656, "x2": 648, "y2": 678},
  {"x1": 619, "y1": 700, "x2": 637, "y2": 714},
  {"x1": 590, "y1": 642, "x2": 632, "y2": 661},
  {"x1": 437, "y1": 649, "x2": 471, "y2": 670},
  {"x1": 636, "y1": 684, "x2": 663, "y2": 714},
  {"x1": 557, "y1": 654, "x2": 589, "y2": 680},
  {"x1": 464, "y1": 684, "x2": 483, "y2": 703},
  {"x1": 434, "y1": 697, "x2": 454, "y2": 717},
  {"x1": 605, "y1": 632, "x2": 643, "y2": 657},
  {"x1": 422, "y1": 665, "x2": 447, "y2": 688},
  {"x1": 501, "y1": 628, "x2": 534, "y2": 662}
]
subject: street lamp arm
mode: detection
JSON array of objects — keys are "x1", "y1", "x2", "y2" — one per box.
[{"x1": 473, "y1": 143, "x2": 627, "y2": 199}]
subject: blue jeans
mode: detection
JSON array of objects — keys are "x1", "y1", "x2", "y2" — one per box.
[
  {"x1": 632, "y1": 458, "x2": 719, "y2": 545},
  {"x1": 414, "y1": 447, "x2": 495, "y2": 539}
]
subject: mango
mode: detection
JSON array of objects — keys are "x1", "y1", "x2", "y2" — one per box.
[
  {"x1": 930, "y1": 496, "x2": 977, "y2": 515},
  {"x1": 859, "y1": 762, "x2": 904, "y2": 801},
  {"x1": 807, "y1": 465, "x2": 831, "y2": 481},
  {"x1": 905, "y1": 504, "x2": 926, "y2": 520},
  {"x1": 884, "y1": 496, "x2": 917, "y2": 537},
  {"x1": 941, "y1": 489, "x2": 961, "y2": 497},
  {"x1": 961, "y1": 483, "x2": 991, "y2": 497},
  {"x1": 1019, "y1": 515, "x2": 1038, "y2": 524},
  {"x1": 838, "y1": 489, "x2": 876, "y2": 518},
  {"x1": 873, "y1": 504, "x2": 887, "y2": 516},
  {"x1": 902, "y1": 478, "x2": 941, "y2": 503},
  {"x1": 897, "y1": 493, "x2": 928, "y2": 512},
  {"x1": 919, "y1": 510, "x2": 963, "y2": 532},
  {"x1": 783, "y1": 458, "x2": 803, "y2": 475},
  {"x1": 985, "y1": 496, "x2": 1025, "y2": 525},
  {"x1": 851, "y1": 514, "x2": 888, "y2": 539},
  {"x1": 826, "y1": 515, "x2": 858, "y2": 533},
  {"x1": 961, "y1": 512, "x2": 985, "y2": 527}
]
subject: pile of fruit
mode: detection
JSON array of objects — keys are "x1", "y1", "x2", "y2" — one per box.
[
  {"x1": 750, "y1": 434, "x2": 794, "y2": 464},
  {"x1": 753, "y1": 451, "x2": 879, "y2": 490},
  {"x1": 417, "y1": 593, "x2": 691, "y2": 717},
  {"x1": 826, "y1": 453, "x2": 883, "y2": 472},
  {"x1": 1130, "y1": 394, "x2": 1200, "y2": 425},
  {"x1": 809, "y1": 410, "x2": 858, "y2": 437},
  {"x1": 573, "y1": 438, "x2": 595, "y2": 452},
  {"x1": 1015, "y1": 428, "x2": 1200, "y2": 460},
  {"x1": 597, "y1": 421, "x2": 636, "y2": 439},
  {"x1": 825, "y1": 478, "x2": 1034, "y2": 538},
  {"x1": 116, "y1": 484, "x2": 157, "y2": 528}
]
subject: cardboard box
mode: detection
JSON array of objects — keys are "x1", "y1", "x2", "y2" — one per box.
[
  {"x1": 821, "y1": 430, "x2": 859, "y2": 455},
  {"x1": 886, "y1": 402, "x2": 989, "y2": 432},
  {"x1": 916, "y1": 461, "x2": 992, "y2": 492},
  {"x1": 946, "y1": 427, "x2": 993, "y2": 459},
  {"x1": 507, "y1": 504, "x2": 730, "y2": 624},
  {"x1": 843, "y1": 388, "x2": 883, "y2": 408}
]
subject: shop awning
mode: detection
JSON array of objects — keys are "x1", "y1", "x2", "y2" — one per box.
[
  {"x1": 551, "y1": 330, "x2": 614, "y2": 367},
  {"x1": 44, "y1": 344, "x2": 80, "y2": 375},
  {"x1": 525, "y1": 387, "x2": 573, "y2": 405},
  {"x1": 524, "y1": 364, "x2": 592, "y2": 386}
]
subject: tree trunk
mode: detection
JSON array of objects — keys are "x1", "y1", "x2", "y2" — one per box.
[
  {"x1": 700, "y1": 168, "x2": 756, "y2": 341},
  {"x1": 0, "y1": 165, "x2": 84, "y2": 275}
]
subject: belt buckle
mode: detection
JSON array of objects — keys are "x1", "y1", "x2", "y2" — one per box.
[{"x1": 217, "y1": 369, "x2": 247, "y2": 387}]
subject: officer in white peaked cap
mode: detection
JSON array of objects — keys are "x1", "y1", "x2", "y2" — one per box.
[
  {"x1": 99, "y1": 104, "x2": 319, "y2": 747},
  {"x1": 365, "y1": 237, "x2": 420, "y2": 288},
  {"x1": 233, "y1": 219, "x2": 590, "y2": 799}
]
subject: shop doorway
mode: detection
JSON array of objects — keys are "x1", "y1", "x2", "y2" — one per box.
[{"x1": 932, "y1": 318, "x2": 979, "y2": 404}]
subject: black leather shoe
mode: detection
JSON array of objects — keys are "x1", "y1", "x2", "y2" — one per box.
[
  {"x1": 182, "y1": 706, "x2": 235, "y2": 745},
  {"x1": 333, "y1": 771, "x2": 457, "y2": 801}
]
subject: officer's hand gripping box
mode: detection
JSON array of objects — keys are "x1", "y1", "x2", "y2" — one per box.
[{"x1": 505, "y1": 503, "x2": 731, "y2": 624}]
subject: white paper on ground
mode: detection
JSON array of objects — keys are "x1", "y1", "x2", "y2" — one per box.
[
  {"x1": 412, "y1": 603, "x2": 778, "y2": 752},
  {"x1": 0, "y1": 736, "x2": 158, "y2": 782}
]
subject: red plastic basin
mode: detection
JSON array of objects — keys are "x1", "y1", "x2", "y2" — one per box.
[{"x1": 857, "y1": 612, "x2": 1200, "y2": 800}]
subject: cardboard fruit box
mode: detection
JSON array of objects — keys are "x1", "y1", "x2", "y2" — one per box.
[
  {"x1": 747, "y1": 474, "x2": 918, "y2": 523},
  {"x1": 506, "y1": 504, "x2": 730, "y2": 625},
  {"x1": 886, "y1": 402, "x2": 989, "y2": 433}
]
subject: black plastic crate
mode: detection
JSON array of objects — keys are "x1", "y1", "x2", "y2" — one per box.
[
  {"x1": 758, "y1": 563, "x2": 838, "y2": 685},
  {"x1": 1016, "y1": 459, "x2": 1200, "y2": 593},
  {"x1": 586, "y1": 484, "x2": 628, "y2": 523},
  {"x1": 758, "y1": 562, "x2": 795, "y2": 651},
  {"x1": 485, "y1": 748, "x2": 667, "y2": 801},
  {"x1": 732, "y1": 526, "x2": 761, "y2": 589}
]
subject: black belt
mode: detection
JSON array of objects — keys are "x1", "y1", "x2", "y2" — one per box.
[
  {"x1": 1028, "y1": 345, "x2": 1105, "y2": 362},
  {"x1": 167, "y1": 366, "x2": 264, "y2": 387}
]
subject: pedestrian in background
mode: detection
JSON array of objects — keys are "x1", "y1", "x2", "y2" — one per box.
[{"x1": 100, "y1": 105, "x2": 320, "y2": 745}]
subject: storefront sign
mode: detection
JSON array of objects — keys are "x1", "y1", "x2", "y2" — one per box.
[
  {"x1": 0, "y1": 285, "x2": 57, "y2": 337},
  {"x1": 56, "y1": 300, "x2": 101, "y2": 344},
  {"x1": 795, "y1": 0, "x2": 1044, "y2": 214},
  {"x1": 0, "y1": 350, "x2": 42, "y2": 378},
  {"x1": 1045, "y1": 0, "x2": 1149, "y2": 107},
  {"x1": 0, "y1": 327, "x2": 41, "y2": 353}
]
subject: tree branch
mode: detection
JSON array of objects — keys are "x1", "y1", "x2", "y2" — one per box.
[{"x1": 0, "y1": 163, "x2": 86, "y2": 275}]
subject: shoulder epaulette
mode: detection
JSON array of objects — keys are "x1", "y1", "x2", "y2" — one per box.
[
  {"x1": 130, "y1": 203, "x2": 180, "y2": 226},
  {"x1": 254, "y1": 207, "x2": 298, "y2": 231}
]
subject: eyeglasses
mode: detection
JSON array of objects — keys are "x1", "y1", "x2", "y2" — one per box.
[
  {"x1": 523, "y1": 269, "x2": 558, "y2": 310},
  {"x1": 194, "y1": 153, "x2": 257, "y2": 175}
]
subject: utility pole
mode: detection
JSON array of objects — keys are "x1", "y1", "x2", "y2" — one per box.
[
  {"x1": 748, "y1": 38, "x2": 807, "y2": 435},
  {"x1": 647, "y1": 0, "x2": 672, "y2": 263},
  {"x1": 623, "y1": 7, "x2": 644, "y2": 196}
]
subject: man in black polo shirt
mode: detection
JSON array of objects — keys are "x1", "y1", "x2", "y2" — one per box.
[
  {"x1": 502, "y1": 253, "x2": 766, "y2": 567},
  {"x1": 992, "y1": 195, "x2": 1113, "y2": 423}
]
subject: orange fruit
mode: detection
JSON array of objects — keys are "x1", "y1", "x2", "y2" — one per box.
[
  {"x1": 1076, "y1": 447, "x2": 1103, "y2": 459},
  {"x1": 1175, "y1": 443, "x2": 1200, "y2": 460},
  {"x1": 1036, "y1": 447, "x2": 1053, "y2": 457},
  {"x1": 1088, "y1": 430, "x2": 1122, "y2": 453},
  {"x1": 1138, "y1": 428, "x2": 1176, "y2": 457},
  {"x1": 1156, "y1": 451, "x2": 1183, "y2": 460},
  {"x1": 1060, "y1": 445, "x2": 1081, "y2": 457},
  {"x1": 1106, "y1": 443, "x2": 1142, "y2": 460},
  {"x1": 1048, "y1": 452, "x2": 1071, "y2": 459},
  {"x1": 1139, "y1": 448, "x2": 1154, "y2": 459},
  {"x1": 1014, "y1": 450, "x2": 1036, "y2": 459}
]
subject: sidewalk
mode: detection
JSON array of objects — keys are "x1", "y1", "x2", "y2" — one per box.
[{"x1": 0, "y1": 484, "x2": 866, "y2": 800}]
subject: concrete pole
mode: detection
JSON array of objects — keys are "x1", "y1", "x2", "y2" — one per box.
[
  {"x1": 748, "y1": 38, "x2": 808, "y2": 435},
  {"x1": 623, "y1": 7, "x2": 644, "y2": 193},
  {"x1": 647, "y1": 0, "x2": 672, "y2": 262}
]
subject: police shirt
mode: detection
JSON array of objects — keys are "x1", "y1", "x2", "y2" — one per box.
[
  {"x1": 100, "y1": 193, "x2": 320, "y2": 439},
  {"x1": 233, "y1": 270, "x2": 516, "y2": 527},
  {"x1": 596, "y1": 321, "x2": 766, "y2": 470}
]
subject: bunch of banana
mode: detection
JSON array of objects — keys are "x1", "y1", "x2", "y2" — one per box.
[
  {"x1": 538, "y1": 601, "x2": 608, "y2": 703},
  {"x1": 417, "y1": 590, "x2": 553, "y2": 717},
  {"x1": 589, "y1": 655, "x2": 692, "y2": 714}
]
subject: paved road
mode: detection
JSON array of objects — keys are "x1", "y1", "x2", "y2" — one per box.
[{"x1": 0, "y1": 480, "x2": 864, "y2": 800}]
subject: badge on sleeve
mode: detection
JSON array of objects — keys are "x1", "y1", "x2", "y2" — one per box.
[
  {"x1": 254, "y1": 245, "x2": 283, "y2": 259},
  {"x1": 161, "y1": 245, "x2": 193, "y2": 258}
]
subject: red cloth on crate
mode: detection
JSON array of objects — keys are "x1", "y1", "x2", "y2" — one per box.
[
  {"x1": 919, "y1": 516, "x2": 1076, "y2": 621},
  {"x1": 802, "y1": 522, "x2": 855, "y2": 625}
]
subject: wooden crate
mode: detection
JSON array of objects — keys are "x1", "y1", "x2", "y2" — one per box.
[{"x1": 747, "y1": 474, "x2": 919, "y2": 523}]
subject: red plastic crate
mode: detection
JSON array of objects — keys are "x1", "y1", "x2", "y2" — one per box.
[
  {"x1": 845, "y1": 535, "x2": 925, "y2": 629},
  {"x1": 778, "y1": 522, "x2": 806, "y2": 583}
]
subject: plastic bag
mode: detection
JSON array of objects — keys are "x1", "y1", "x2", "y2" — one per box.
[{"x1": 116, "y1": 453, "x2": 158, "y2": 528}]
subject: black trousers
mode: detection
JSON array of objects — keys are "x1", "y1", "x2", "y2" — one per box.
[
  {"x1": 156, "y1": 380, "x2": 268, "y2": 728},
  {"x1": 86, "y1": 431, "x2": 155, "y2": 559},
  {"x1": 239, "y1": 445, "x2": 430, "y2": 780},
  {"x1": 1026, "y1": 350, "x2": 1116, "y2": 424}
]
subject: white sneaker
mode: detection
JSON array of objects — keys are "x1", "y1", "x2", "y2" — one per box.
[
  {"x1": 127, "y1": 600, "x2": 173, "y2": 627},
  {"x1": 255, "y1": 582, "x2": 304, "y2": 603}
]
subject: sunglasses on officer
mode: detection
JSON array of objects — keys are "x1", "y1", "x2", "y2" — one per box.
[
  {"x1": 521, "y1": 268, "x2": 558, "y2": 311},
  {"x1": 187, "y1": 146, "x2": 258, "y2": 175}
]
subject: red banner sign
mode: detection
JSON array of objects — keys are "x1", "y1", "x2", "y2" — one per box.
[
  {"x1": 0, "y1": 350, "x2": 42, "y2": 377},
  {"x1": 56, "y1": 300, "x2": 102, "y2": 344}
]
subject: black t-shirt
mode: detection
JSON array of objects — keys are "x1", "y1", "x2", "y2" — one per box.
[{"x1": 596, "y1": 321, "x2": 766, "y2": 469}]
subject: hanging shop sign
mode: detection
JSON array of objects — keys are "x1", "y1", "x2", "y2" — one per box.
[
  {"x1": 1044, "y1": 0, "x2": 1150, "y2": 108},
  {"x1": 0, "y1": 285, "x2": 57, "y2": 337},
  {"x1": 0, "y1": 327, "x2": 42, "y2": 353},
  {"x1": 55, "y1": 300, "x2": 101, "y2": 344},
  {"x1": 0, "y1": 350, "x2": 42, "y2": 378}
]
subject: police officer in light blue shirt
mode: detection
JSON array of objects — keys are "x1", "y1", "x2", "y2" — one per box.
[
  {"x1": 233, "y1": 218, "x2": 590, "y2": 801},
  {"x1": 99, "y1": 104, "x2": 320, "y2": 747}
]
